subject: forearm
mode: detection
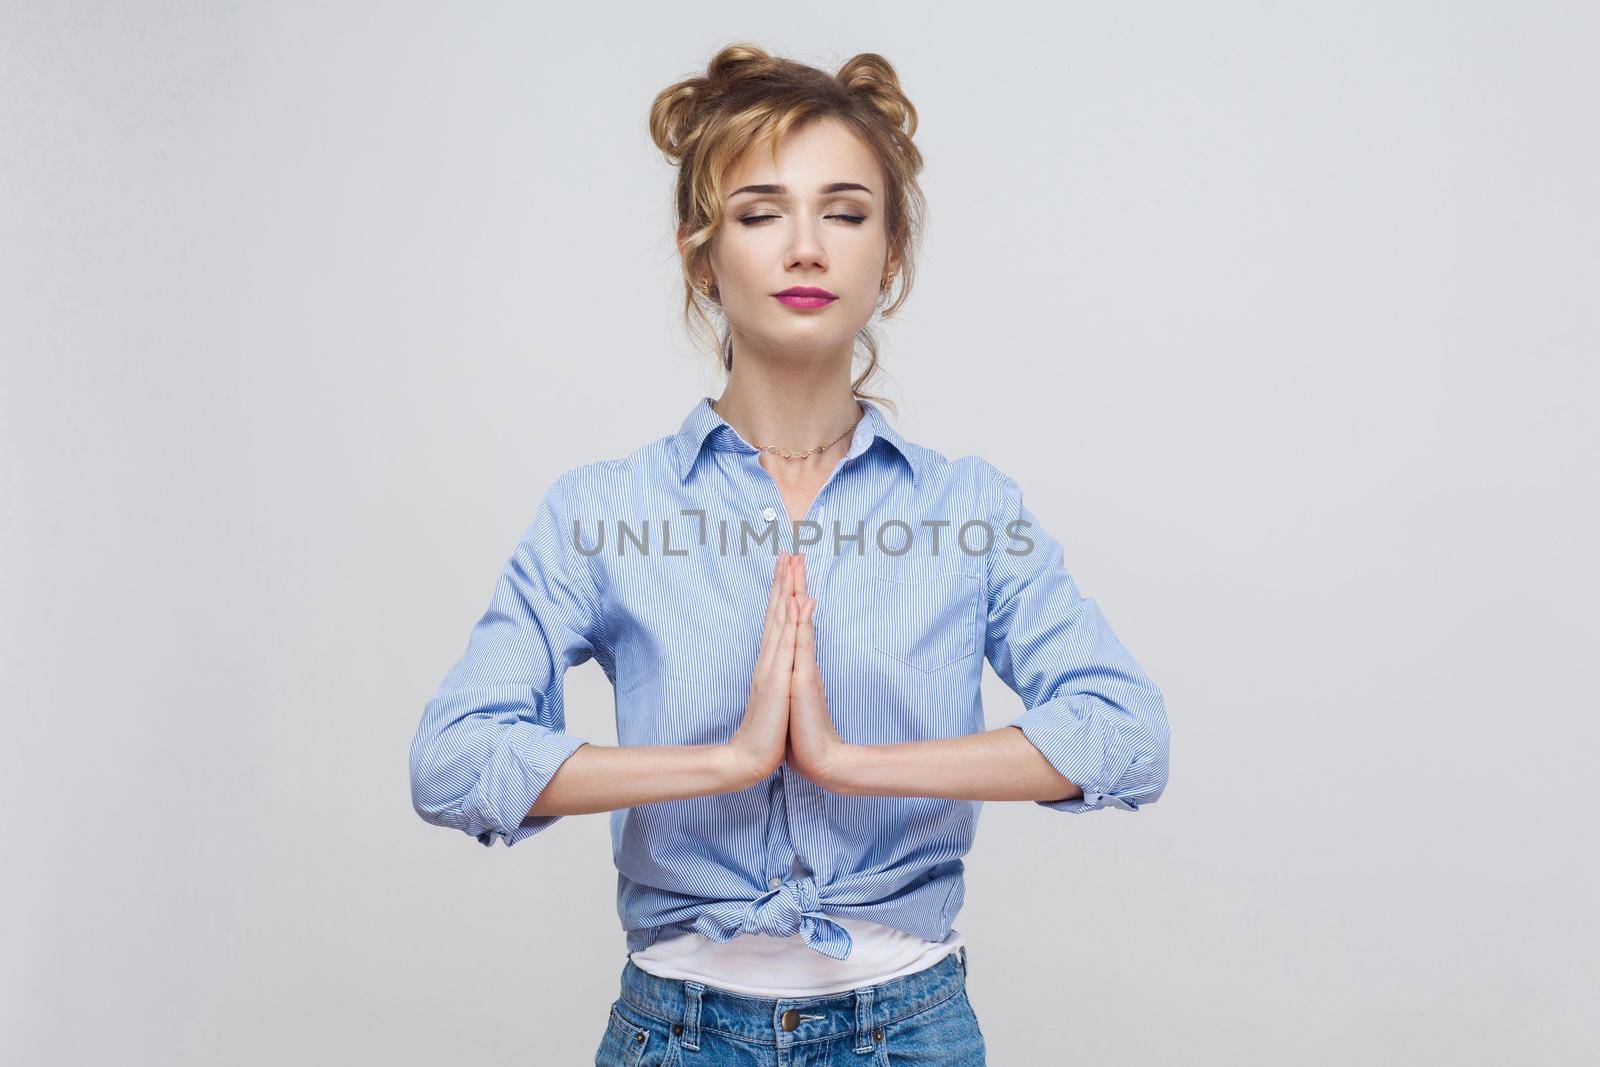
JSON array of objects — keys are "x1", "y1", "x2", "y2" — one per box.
[
  {"x1": 823, "y1": 725, "x2": 1084, "y2": 803},
  {"x1": 525, "y1": 742, "x2": 757, "y2": 820}
]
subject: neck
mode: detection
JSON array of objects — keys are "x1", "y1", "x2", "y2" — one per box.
[{"x1": 713, "y1": 350, "x2": 863, "y2": 480}]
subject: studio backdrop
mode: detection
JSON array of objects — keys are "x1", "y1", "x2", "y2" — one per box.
[{"x1": 3, "y1": 3, "x2": 1595, "y2": 1065}]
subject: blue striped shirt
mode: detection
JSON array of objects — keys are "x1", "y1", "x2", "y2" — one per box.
[{"x1": 410, "y1": 395, "x2": 1169, "y2": 960}]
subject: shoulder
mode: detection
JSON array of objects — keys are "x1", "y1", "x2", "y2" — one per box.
[
  {"x1": 902, "y1": 441, "x2": 1014, "y2": 511},
  {"x1": 549, "y1": 432, "x2": 681, "y2": 511}
]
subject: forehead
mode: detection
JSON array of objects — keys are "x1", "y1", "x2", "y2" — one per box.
[{"x1": 723, "y1": 116, "x2": 881, "y2": 190}]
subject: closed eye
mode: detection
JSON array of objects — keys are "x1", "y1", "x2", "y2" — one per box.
[{"x1": 739, "y1": 214, "x2": 867, "y2": 226}]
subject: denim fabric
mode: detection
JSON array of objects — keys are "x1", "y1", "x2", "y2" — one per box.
[{"x1": 595, "y1": 945, "x2": 985, "y2": 1065}]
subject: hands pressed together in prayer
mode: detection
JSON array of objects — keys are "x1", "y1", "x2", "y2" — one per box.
[
  {"x1": 516, "y1": 539, "x2": 1102, "y2": 826},
  {"x1": 726, "y1": 552, "x2": 846, "y2": 790}
]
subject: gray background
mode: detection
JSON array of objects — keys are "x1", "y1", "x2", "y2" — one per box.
[{"x1": 3, "y1": 2, "x2": 1595, "y2": 1064}]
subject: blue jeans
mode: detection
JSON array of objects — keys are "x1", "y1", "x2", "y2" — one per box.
[{"x1": 595, "y1": 945, "x2": 986, "y2": 1065}]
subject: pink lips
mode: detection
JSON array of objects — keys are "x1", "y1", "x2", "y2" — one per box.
[{"x1": 773, "y1": 286, "x2": 837, "y2": 309}]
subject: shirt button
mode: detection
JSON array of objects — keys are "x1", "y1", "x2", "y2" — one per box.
[
  {"x1": 769, "y1": 876, "x2": 783, "y2": 889},
  {"x1": 762, "y1": 506, "x2": 778, "y2": 522}
]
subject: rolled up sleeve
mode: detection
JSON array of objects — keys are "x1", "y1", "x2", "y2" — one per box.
[
  {"x1": 410, "y1": 469, "x2": 605, "y2": 846},
  {"x1": 982, "y1": 463, "x2": 1169, "y2": 813}
]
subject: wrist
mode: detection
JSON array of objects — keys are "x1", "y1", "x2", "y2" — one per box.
[
  {"x1": 719, "y1": 743, "x2": 769, "y2": 792},
  {"x1": 816, "y1": 740, "x2": 859, "y2": 794}
]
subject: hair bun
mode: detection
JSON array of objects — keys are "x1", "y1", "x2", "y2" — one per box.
[
  {"x1": 704, "y1": 42, "x2": 774, "y2": 91},
  {"x1": 648, "y1": 43, "x2": 777, "y2": 162},
  {"x1": 836, "y1": 53, "x2": 917, "y2": 138}
]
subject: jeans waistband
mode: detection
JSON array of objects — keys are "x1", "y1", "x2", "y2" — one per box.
[{"x1": 617, "y1": 945, "x2": 968, "y2": 1051}]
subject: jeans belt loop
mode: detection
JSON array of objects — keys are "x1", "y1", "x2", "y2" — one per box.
[
  {"x1": 853, "y1": 985, "x2": 877, "y2": 1053},
  {"x1": 681, "y1": 980, "x2": 704, "y2": 1052}
]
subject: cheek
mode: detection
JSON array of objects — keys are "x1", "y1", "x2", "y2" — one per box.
[
  {"x1": 717, "y1": 240, "x2": 772, "y2": 287},
  {"x1": 852, "y1": 231, "x2": 892, "y2": 272}
]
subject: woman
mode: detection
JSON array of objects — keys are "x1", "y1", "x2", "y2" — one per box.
[{"x1": 410, "y1": 44, "x2": 1170, "y2": 1065}]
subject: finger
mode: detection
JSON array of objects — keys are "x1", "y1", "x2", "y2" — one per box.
[
  {"x1": 754, "y1": 553, "x2": 789, "y2": 665},
  {"x1": 794, "y1": 553, "x2": 808, "y2": 598},
  {"x1": 768, "y1": 553, "x2": 790, "y2": 618},
  {"x1": 774, "y1": 594, "x2": 800, "y2": 675},
  {"x1": 759, "y1": 586, "x2": 797, "y2": 680},
  {"x1": 794, "y1": 597, "x2": 817, "y2": 676}
]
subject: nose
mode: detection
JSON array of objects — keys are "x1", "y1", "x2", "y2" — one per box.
[{"x1": 784, "y1": 215, "x2": 827, "y2": 273}]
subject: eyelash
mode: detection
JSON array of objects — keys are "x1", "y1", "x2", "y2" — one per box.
[{"x1": 738, "y1": 214, "x2": 867, "y2": 226}]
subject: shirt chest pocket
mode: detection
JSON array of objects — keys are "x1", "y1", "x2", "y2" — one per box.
[{"x1": 871, "y1": 555, "x2": 984, "y2": 673}]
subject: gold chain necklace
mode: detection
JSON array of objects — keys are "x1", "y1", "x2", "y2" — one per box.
[{"x1": 711, "y1": 399, "x2": 863, "y2": 460}]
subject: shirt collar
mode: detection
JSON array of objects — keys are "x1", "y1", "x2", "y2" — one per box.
[{"x1": 672, "y1": 395, "x2": 922, "y2": 487}]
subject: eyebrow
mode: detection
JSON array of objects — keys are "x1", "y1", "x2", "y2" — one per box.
[{"x1": 727, "y1": 182, "x2": 874, "y2": 198}]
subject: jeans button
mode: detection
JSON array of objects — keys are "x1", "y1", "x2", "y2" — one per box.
[{"x1": 780, "y1": 1008, "x2": 800, "y2": 1031}]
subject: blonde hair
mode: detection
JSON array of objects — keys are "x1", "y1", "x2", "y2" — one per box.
[{"x1": 649, "y1": 43, "x2": 927, "y2": 417}]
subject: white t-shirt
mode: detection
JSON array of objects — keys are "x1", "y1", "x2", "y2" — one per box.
[{"x1": 629, "y1": 859, "x2": 964, "y2": 997}]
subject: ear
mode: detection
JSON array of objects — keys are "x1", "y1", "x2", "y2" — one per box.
[{"x1": 883, "y1": 248, "x2": 902, "y2": 283}]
